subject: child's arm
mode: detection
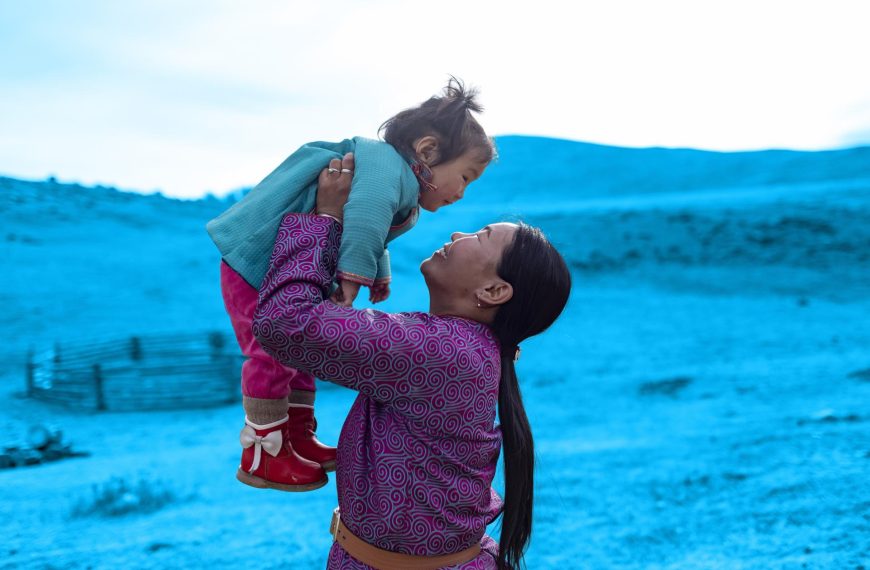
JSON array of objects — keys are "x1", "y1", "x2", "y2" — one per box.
[
  {"x1": 333, "y1": 145, "x2": 402, "y2": 306},
  {"x1": 331, "y1": 279, "x2": 361, "y2": 306},
  {"x1": 369, "y1": 249, "x2": 391, "y2": 303},
  {"x1": 369, "y1": 282, "x2": 390, "y2": 304},
  {"x1": 335, "y1": 249, "x2": 391, "y2": 305}
]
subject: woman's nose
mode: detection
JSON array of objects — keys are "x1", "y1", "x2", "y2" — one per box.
[{"x1": 450, "y1": 231, "x2": 468, "y2": 241}]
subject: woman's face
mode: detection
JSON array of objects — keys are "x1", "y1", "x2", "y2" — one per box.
[{"x1": 421, "y1": 222, "x2": 518, "y2": 299}]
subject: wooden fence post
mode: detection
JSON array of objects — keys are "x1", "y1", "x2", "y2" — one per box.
[
  {"x1": 25, "y1": 349, "x2": 35, "y2": 397},
  {"x1": 208, "y1": 331, "x2": 225, "y2": 360},
  {"x1": 130, "y1": 336, "x2": 142, "y2": 361},
  {"x1": 93, "y1": 364, "x2": 106, "y2": 411}
]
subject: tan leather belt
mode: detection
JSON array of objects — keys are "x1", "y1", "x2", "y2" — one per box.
[{"x1": 329, "y1": 507, "x2": 481, "y2": 570}]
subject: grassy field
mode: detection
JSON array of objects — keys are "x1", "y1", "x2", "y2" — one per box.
[{"x1": 2, "y1": 137, "x2": 869, "y2": 568}]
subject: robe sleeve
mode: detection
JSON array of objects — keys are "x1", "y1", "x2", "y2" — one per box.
[{"x1": 253, "y1": 213, "x2": 477, "y2": 408}]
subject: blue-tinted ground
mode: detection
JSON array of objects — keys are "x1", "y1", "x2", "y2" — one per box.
[{"x1": 1, "y1": 137, "x2": 869, "y2": 569}]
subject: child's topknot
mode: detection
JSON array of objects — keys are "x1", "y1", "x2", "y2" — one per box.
[
  {"x1": 442, "y1": 76, "x2": 485, "y2": 114},
  {"x1": 380, "y1": 76, "x2": 495, "y2": 167}
]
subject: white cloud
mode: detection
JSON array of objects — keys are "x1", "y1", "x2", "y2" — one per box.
[{"x1": 1, "y1": 0, "x2": 868, "y2": 197}]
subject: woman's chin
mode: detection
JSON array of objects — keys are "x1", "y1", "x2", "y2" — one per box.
[{"x1": 420, "y1": 257, "x2": 440, "y2": 279}]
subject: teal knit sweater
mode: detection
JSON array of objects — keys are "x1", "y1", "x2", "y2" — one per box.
[{"x1": 206, "y1": 137, "x2": 421, "y2": 288}]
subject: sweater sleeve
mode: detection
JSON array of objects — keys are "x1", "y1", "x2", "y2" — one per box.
[
  {"x1": 374, "y1": 248, "x2": 391, "y2": 284},
  {"x1": 334, "y1": 151, "x2": 400, "y2": 287},
  {"x1": 253, "y1": 213, "x2": 476, "y2": 408}
]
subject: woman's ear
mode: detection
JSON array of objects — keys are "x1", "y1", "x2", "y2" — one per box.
[
  {"x1": 478, "y1": 280, "x2": 513, "y2": 307},
  {"x1": 413, "y1": 136, "x2": 440, "y2": 165}
]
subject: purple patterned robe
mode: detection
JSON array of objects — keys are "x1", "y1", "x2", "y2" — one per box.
[{"x1": 253, "y1": 213, "x2": 503, "y2": 569}]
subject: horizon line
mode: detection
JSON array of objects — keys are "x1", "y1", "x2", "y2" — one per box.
[{"x1": 2, "y1": 134, "x2": 869, "y2": 200}]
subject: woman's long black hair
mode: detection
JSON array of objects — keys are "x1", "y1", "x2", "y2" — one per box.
[{"x1": 490, "y1": 224, "x2": 572, "y2": 569}]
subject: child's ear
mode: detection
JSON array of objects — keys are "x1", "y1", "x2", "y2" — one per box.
[{"x1": 413, "y1": 136, "x2": 440, "y2": 165}]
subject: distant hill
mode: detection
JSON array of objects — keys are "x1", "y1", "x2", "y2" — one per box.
[
  {"x1": 2, "y1": 135, "x2": 869, "y2": 370},
  {"x1": 0, "y1": 177, "x2": 232, "y2": 369},
  {"x1": 464, "y1": 136, "x2": 870, "y2": 204}
]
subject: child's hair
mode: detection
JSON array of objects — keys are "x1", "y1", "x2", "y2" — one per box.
[{"x1": 379, "y1": 76, "x2": 496, "y2": 166}]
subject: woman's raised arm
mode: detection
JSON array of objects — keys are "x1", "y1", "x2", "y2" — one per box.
[
  {"x1": 252, "y1": 157, "x2": 495, "y2": 412},
  {"x1": 253, "y1": 212, "x2": 492, "y2": 411}
]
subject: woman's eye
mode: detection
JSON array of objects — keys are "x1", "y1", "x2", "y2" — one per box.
[{"x1": 462, "y1": 176, "x2": 469, "y2": 182}]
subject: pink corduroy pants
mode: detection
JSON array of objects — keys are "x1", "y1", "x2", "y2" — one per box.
[{"x1": 220, "y1": 261, "x2": 316, "y2": 398}]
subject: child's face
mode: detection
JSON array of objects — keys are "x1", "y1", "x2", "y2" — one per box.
[{"x1": 418, "y1": 151, "x2": 487, "y2": 213}]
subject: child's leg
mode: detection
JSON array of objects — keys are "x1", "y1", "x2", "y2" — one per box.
[
  {"x1": 220, "y1": 261, "x2": 327, "y2": 490},
  {"x1": 288, "y1": 371, "x2": 315, "y2": 404},
  {"x1": 220, "y1": 261, "x2": 296, "y2": 420},
  {"x1": 288, "y1": 370, "x2": 336, "y2": 471}
]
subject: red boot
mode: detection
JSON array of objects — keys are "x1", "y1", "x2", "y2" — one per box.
[
  {"x1": 288, "y1": 404, "x2": 337, "y2": 472},
  {"x1": 237, "y1": 415, "x2": 327, "y2": 492}
]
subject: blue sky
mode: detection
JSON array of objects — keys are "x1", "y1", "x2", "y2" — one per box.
[{"x1": 1, "y1": 0, "x2": 869, "y2": 198}]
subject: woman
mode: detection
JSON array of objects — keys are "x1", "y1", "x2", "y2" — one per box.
[{"x1": 252, "y1": 154, "x2": 571, "y2": 569}]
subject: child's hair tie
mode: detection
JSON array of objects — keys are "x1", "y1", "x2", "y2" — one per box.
[{"x1": 410, "y1": 161, "x2": 438, "y2": 193}]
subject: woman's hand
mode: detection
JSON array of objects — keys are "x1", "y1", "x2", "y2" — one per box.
[{"x1": 316, "y1": 152, "x2": 354, "y2": 223}]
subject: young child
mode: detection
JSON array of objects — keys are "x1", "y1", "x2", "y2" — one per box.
[{"x1": 207, "y1": 78, "x2": 495, "y2": 491}]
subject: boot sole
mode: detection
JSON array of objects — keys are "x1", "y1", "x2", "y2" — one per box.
[
  {"x1": 321, "y1": 460, "x2": 336, "y2": 473},
  {"x1": 236, "y1": 468, "x2": 328, "y2": 492}
]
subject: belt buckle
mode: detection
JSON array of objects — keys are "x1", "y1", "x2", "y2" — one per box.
[{"x1": 329, "y1": 507, "x2": 341, "y2": 541}]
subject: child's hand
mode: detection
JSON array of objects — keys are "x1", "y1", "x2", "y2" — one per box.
[
  {"x1": 330, "y1": 279, "x2": 361, "y2": 307},
  {"x1": 369, "y1": 282, "x2": 391, "y2": 304}
]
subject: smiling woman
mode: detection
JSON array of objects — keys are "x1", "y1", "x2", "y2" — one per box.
[{"x1": 249, "y1": 160, "x2": 571, "y2": 569}]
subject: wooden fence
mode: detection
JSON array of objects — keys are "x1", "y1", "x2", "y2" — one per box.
[{"x1": 25, "y1": 331, "x2": 244, "y2": 411}]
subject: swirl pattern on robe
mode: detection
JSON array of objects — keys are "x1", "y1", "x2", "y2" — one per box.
[{"x1": 254, "y1": 214, "x2": 503, "y2": 569}]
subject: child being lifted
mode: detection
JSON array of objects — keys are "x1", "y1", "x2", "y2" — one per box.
[{"x1": 207, "y1": 77, "x2": 495, "y2": 491}]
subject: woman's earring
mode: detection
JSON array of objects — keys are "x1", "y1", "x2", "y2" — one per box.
[{"x1": 476, "y1": 294, "x2": 482, "y2": 308}]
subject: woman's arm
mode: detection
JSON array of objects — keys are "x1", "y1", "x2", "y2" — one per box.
[
  {"x1": 253, "y1": 157, "x2": 490, "y2": 410},
  {"x1": 253, "y1": 211, "x2": 469, "y2": 408}
]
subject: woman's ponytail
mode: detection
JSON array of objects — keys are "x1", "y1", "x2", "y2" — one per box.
[
  {"x1": 497, "y1": 355, "x2": 534, "y2": 570},
  {"x1": 490, "y1": 225, "x2": 572, "y2": 569}
]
